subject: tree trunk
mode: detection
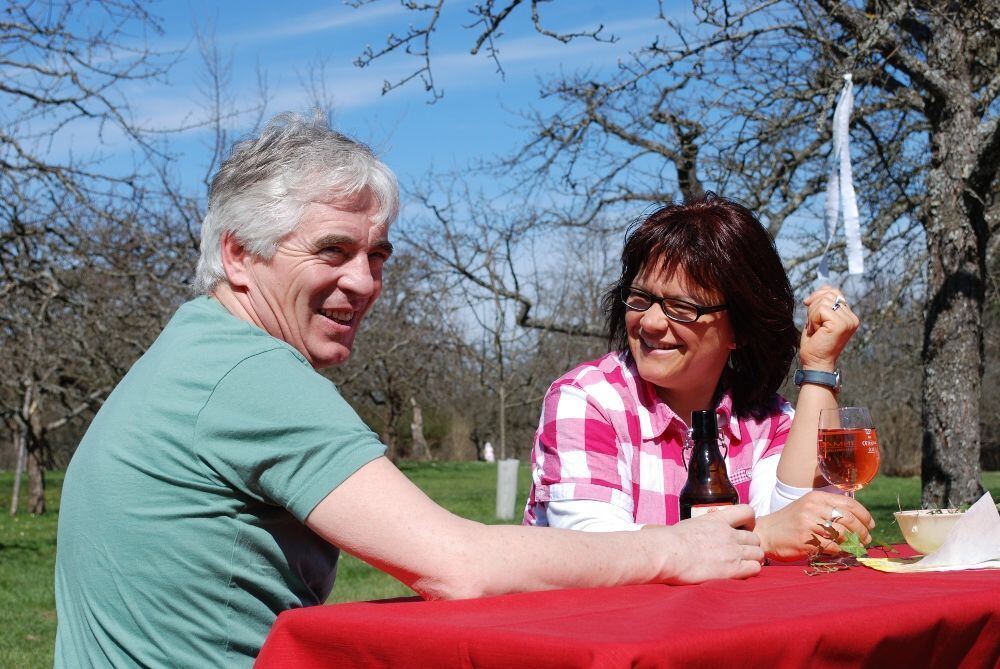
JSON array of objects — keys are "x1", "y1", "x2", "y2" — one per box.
[
  {"x1": 920, "y1": 105, "x2": 986, "y2": 508},
  {"x1": 499, "y1": 385, "x2": 507, "y2": 461},
  {"x1": 380, "y1": 394, "x2": 404, "y2": 462},
  {"x1": 26, "y1": 444, "x2": 46, "y2": 515},
  {"x1": 9, "y1": 428, "x2": 26, "y2": 516},
  {"x1": 25, "y1": 406, "x2": 47, "y2": 514},
  {"x1": 409, "y1": 397, "x2": 431, "y2": 461}
]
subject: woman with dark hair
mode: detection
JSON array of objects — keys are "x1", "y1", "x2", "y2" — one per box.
[{"x1": 523, "y1": 193, "x2": 875, "y2": 560}]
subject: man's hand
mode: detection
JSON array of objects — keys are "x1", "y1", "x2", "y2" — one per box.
[{"x1": 647, "y1": 505, "x2": 764, "y2": 584}]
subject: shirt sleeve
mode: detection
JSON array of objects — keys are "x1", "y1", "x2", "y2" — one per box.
[
  {"x1": 760, "y1": 397, "x2": 795, "y2": 459},
  {"x1": 533, "y1": 499, "x2": 644, "y2": 532},
  {"x1": 193, "y1": 349, "x2": 386, "y2": 521},
  {"x1": 530, "y1": 380, "x2": 636, "y2": 515},
  {"x1": 771, "y1": 479, "x2": 849, "y2": 513},
  {"x1": 748, "y1": 398, "x2": 795, "y2": 516},
  {"x1": 749, "y1": 454, "x2": 780, "y2": 517}
]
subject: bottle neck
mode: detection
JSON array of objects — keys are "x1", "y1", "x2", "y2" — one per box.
[{"x1": 689, "y1": 436, "x2": 724, "y2": 465}]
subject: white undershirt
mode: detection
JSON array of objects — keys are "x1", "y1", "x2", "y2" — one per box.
[{"x1": 534, "y1": 454, "x2": 845, "y2": 532}]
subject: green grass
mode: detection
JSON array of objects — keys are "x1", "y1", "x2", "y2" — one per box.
[
  {"x1": 2, "y1": 466, "x2": 998, "y2": 667},
  {"x1": 0, "y1": 471, "x2": 62, "y2": 669},
  {"x1": 329, "y1": 461, "x2": 534, "y2": 603},
  {"x1": 856, "y1": 474, "x2": 1000, "y2": 545}
]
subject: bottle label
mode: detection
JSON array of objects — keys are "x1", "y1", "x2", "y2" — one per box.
[{"x1": 689, "y1": 502, "x2": 734, "y2": 518}]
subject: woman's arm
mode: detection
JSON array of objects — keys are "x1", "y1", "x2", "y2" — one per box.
[
  {"x1": 528, "y1": 378, "x2": 638, "y2": 521},
  {"x1": 752, "y1": 286, "x2": 876, "y2": 559},
  {"x1": 306, "y1": 457, "x2": 763, "y2": 600},
  {"x1": 776, "y1": 286, "x2": 860, "y2": 487}
]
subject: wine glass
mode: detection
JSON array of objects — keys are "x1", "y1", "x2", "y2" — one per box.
[{"x1": 817, "y1": 407, "x2": 880, "y2": 497}]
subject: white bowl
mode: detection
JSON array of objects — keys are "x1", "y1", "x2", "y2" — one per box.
[{"x1": 893, "y1": 509, "x2": 964, "y2": 554}]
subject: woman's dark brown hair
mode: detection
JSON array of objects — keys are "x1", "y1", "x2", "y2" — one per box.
[{"x1": 603, "y1": 193, "x2": 798, "y2": 419}]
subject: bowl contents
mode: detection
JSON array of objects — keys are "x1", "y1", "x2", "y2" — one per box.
[{"x1": 893, "y1": 509, "x2": 964, "y2": 555}]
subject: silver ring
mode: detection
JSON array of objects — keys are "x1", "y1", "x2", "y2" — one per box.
[
  {"x1": 830, "y1": 507, "x2": 845, "y2": 522},
  {"x1": 820, "y1": 520, "x2": 835, "y2": 530},
  {"x1": 831, "y1": 296, "x2": 845, "y2": 311}
]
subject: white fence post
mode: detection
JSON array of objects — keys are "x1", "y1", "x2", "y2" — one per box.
[{"x1": 495, "y1": 458, "x2": 520, "y2": 520}]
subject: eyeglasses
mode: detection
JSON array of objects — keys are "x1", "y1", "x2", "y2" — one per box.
[{"x1": 620, "y1": 286, "x2": 728, "y2": 323}]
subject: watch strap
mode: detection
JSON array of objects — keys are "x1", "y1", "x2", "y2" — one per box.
[{"x1": 794, "y1": 368, "x2": 841, "y2": 392}]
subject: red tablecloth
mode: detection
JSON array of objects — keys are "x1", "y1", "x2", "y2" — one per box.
[{"x1": 256, "y1": 549, "x2": 1000, "y2": 669}]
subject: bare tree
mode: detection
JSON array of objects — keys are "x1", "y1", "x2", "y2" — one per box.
[
  {"x1": 0, "y1": 0, "x2": 180, "y2": 512},
  {"x1": 328, "y1": 250, "x2": 466, "y2": 460},
  {"x1": 0, "y1": 189, "x2": 195, "y2": 513},
  {"x1": 353, "y1": 0, "x2": 998, "y2": 507},
  {"x1": 400, "y1": 180, "x2": 615, "y2": 459},
  {"x1": 0, "y1": 2, "x2": 260, "y2": 513},
  {"x1": 350, "y1": 0, "x2": 613, "y2": 101}
]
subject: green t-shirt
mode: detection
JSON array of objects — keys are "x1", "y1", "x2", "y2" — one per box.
[{"x1": 54, "y1": 297, "x2": 386, "y2": 668}]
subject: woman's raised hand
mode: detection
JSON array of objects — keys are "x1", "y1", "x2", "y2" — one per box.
[{"x1": 799, "y1": 286, "x2": 860, "y2": 371}]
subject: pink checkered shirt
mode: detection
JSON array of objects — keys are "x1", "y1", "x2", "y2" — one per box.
[{"x1": 523, "y1": 351, "x2": 793, "y2": 526}]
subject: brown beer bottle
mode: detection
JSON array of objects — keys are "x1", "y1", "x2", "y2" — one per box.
[{"x1": 679, "y1": 410, "x2": 739, "y2": 519}]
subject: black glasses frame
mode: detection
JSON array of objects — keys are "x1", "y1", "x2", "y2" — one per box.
[{"x1": 620, "y1": 286, "x2": 728, "y2": 323}]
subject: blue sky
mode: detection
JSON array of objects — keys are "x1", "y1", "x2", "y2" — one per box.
[
  {"x1": 121, "y1": 1, "x2": 856, "y2": 291},
  {"x1": 41, "y1": 1, "x2": 875, "y2": 316},
  {"x1": 38, "y1": 0, "x2": 868, "y2": 292},
  {"x1": 123, "y1": 1, "x2": 675, "y2": 197}
]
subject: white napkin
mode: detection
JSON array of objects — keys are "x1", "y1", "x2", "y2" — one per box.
[{"x1": 859, "y1": 493, "x2": 1000, "y2": 573}]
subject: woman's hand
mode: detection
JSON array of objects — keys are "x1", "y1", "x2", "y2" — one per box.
[
  {"x1": 800, "y1": 286, "x2": 860, "y2": 371},
  {"x1": 753, "y1": 491, "x2": 875, "y2": 561}
]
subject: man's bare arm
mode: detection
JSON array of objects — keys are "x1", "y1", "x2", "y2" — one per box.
[{"x1": 305, "y1": 457, "x2": 763, "y2": 600}]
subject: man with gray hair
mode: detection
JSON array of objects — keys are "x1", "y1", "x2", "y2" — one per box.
[{"x1": 54, "y1": 112, "x2": 764, "y2": 667}]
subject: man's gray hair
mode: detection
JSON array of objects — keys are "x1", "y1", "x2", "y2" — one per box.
[{"x1": 195, "y1": 112, "x2": 399, "y2": 293}]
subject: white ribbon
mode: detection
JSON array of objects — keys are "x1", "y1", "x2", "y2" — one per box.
[{"x1": 818, "y1": 74, "x2": 864, "y2": 285}]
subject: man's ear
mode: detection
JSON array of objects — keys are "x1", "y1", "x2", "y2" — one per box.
[{"x1": 220, "y1": 231, "x2": 252, "y2": 290}]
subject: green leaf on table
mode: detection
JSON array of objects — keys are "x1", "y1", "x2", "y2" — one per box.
[{"x1": 839, "y1": 530, "x2": 867, "y2": 558}]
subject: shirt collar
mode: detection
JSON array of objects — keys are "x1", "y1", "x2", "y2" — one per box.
[
  {"x1": 623, "y1": 355, "x2": 683, "y2": 439},
  {"x1": 715, "y1": 392, "x2": 742, "y2": 442},
  {"x1": 624, "y1": 353, "x2": 740, "y2": 441}
]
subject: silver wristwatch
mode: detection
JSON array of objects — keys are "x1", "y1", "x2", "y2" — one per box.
[{"x1": 793, "y1": 368, "x2": 841, "y2": 393}]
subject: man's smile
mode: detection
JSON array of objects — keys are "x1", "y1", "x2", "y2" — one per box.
[{"x1": 318, "y1": 308, "x2": 355, "y2": 325}]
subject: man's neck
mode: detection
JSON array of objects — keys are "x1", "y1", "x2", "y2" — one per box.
[{"x1": 210, "y1": 284, "x2": 262, "y2": 330}]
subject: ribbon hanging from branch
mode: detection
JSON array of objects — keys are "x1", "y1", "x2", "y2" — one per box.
[{"x1": 818, "y1": 73, "x2": 864, "y2": 285}]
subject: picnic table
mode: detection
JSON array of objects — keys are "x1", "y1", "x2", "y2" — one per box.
[{"x1": 254, "y1": 544, "x2": 1000, "y2": 668}]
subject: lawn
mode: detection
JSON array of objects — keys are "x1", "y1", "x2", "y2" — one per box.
[{"x1": 2, "y1": 465, "x2": 998, "y2": 668}]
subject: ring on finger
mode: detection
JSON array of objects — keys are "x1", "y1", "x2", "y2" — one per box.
[
  {"x1": 830, "y1": 507, "x2": 844, "y2": 522},
  {"x1": 832, "y1": 295, "x2": 846, "y2": 311}
]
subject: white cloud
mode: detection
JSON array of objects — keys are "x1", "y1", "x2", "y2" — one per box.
[{"x1": 221, "y1": 2, "x2": 410, "y2": 46}]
